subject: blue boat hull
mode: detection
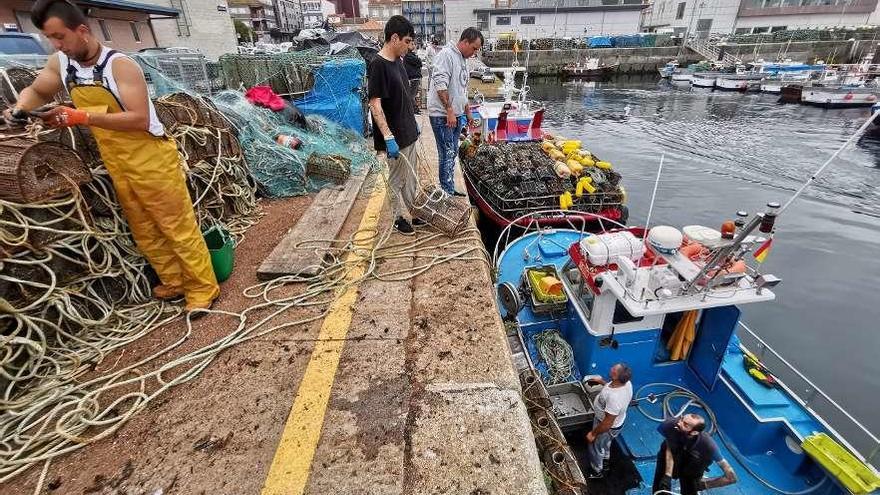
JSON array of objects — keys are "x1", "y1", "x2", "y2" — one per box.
[{"x1": 496, "y1": 229, "x2": 869, "y2": 495}]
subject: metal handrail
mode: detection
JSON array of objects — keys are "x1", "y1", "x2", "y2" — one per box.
[{"x1": 738, "y1": 322, "x2": 880, "y2": 465}]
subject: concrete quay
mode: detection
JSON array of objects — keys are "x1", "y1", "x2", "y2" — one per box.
[{"x1": 5, "y1": 114, "x2": 546, "y2": 495}]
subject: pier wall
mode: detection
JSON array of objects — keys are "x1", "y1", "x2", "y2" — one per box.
[{"x1": 482, "y1": 39, "x2": 863, "y2": 76}]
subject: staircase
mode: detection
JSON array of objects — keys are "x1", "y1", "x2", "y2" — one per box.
[{"x1": 686, "y1": 38, "x2": 742, "y2": 67}]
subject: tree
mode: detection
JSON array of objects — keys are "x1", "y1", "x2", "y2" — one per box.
[{"x1": 234, "y1": 19, "x2": 255, "y2": 43}]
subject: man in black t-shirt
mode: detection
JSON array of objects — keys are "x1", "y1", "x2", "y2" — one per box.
[
  {"x1": 653, "y1": 414, "x2": 738, "y2": 494},
  {"x1": 368, "y1": 15, "x2": 422, "y2": 235}
]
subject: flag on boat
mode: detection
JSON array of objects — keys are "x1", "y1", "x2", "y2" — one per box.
[{"x1": 754, "y1": 238, "x2": 773, "y2": 263}]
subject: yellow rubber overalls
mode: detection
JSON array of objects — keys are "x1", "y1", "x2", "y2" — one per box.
[{"x1": 65, "y1": 50, "x2": 219, "y2": 307}]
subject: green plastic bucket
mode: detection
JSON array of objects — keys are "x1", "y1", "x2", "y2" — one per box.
[{"x1": 203, "y1": 225, "x2": 235, "y2": 283}]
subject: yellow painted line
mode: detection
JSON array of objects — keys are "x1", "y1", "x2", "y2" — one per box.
[{"x1": 261, "y1": 179, "x2": 387, "y2": 495}]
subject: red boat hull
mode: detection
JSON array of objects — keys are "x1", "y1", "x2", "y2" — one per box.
[{"x1": 463, "y1": 173, "x2": 626, "y2": 230}]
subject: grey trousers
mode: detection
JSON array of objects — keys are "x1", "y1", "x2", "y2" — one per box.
[
  {"x1": 586, "y1": 417, "x2": 623, "y2": 473},
  {"x1": 387, "y1": 143, "x2": 419, "y2": 220}
]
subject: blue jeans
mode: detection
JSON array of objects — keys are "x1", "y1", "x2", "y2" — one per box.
[{"x1": 429, "y1": 115, "x2": 465, "y2": 194}]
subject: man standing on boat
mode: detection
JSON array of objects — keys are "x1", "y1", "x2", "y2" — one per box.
[
  {"x1": 427, "y1": 28, "x2": 483, "y2": 196},
  {"x1": 652, "y1": 413, "x2": 738, "y2": 494},
  {"x1": 584, "y1": 363, "x2": 634, "y2": 478},
  {"x1": 368, "y1": 15, "x2": 424, "y2": 235}
]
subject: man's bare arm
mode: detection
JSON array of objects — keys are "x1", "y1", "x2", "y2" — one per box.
[
  {"x1": 84, "y1": 57, "x2": 151, "y2": 132},
  {"x1": 664, "y1": 444, "x2": 675, "y2": 477},
  {"x1": 591, "y1": 413, "x2": 617, "y2": 436},
  {"x1": 369, "y1": 97, "x2": 392, "y2": 139},
  {"x1": 437, "y1": 89, "x2": 451, "y2": 110},
  {"x1": 9, "y1": 54, "x2": 63, "y2": 112},
  {"x1": 700, "y1": 459, "x2": 737, "y2": 489}
]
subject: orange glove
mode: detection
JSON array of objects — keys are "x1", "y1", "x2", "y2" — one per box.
[{"x1": 39, "y1": 106, "x2": 89, "y2": 128}]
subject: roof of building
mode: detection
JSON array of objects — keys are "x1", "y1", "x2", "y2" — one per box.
[
  {"x1": 78, "y1": 0, "x2": 179, "y2": 16},
  {"x1": 352, "y1": 19, "x2": 384, "y2": 32}
]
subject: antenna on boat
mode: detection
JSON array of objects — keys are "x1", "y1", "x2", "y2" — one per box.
[
  {"x1": 644, "y1": 153, "x2": 666, "y2": 233},
  {"x1": 779, "y1": 109, "x2": 880, "y2": 214}
]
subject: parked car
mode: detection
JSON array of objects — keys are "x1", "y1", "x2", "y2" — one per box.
[
  {"x1": 470, "y1": 67, "x2": 496, "y2": 83},
  {"x1": 0, "y1": 32, "x2": 48, "y2": 55}
]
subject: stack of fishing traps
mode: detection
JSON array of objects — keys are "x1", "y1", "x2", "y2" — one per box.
[
  {"x1": 462, "y1": 142, "x2": 624, "y2": 220},
  {"x1": 0, "y1": 72, "x2": 258, "y2": 401}
]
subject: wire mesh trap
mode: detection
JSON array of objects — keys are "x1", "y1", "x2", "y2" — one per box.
[
  {"x1": 306, "y1": 153, "x2": 352, "y2": 184},
  {"x1": 411, "y1": 184, "x2": 473, "y2": 237}
]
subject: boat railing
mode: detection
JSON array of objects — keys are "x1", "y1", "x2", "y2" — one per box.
[
  {"x1": 491, "y1": 209, "x2": 627, "y2": 268},
  {"x1": 737, "y1": 322, "x2": 880, "y2": 469}
]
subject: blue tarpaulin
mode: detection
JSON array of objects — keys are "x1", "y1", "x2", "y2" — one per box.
[
  {"x1": 612, "y1": 34, "x2": 642, "y2": 47},
  {"x1": 588, "y1": 36, "x2": 613, "y2": 48},
  {"x1": 296, "y1": 58, "x2": 365, "y2": 134}
]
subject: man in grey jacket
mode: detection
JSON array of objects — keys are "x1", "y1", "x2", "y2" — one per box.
[{"x1": 427, "y1": 27, "x2": 483, "y2": 196}]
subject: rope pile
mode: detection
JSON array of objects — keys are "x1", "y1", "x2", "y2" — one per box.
[
  {"x1": 0, "y1": 87, "x2": 263, "y2": 482},
  {"x1": 535, "y1": 329, "x2": 576, "y2": 385},
  {"x1": 0, "y1": 173, "x2": 489, "y2": 483}
]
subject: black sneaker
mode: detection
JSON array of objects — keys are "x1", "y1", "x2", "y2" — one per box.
[
  {"x1": 452, "y1": 190, "x2": 467, "y2": 197},
  {"x1": 411, "y1": 217, "x2": 427, "y2": 227},
  {"x1": 393, "y1": 217, "x2": 415, "y2": 235},
  {"x1": 587, "y1": 470, "x2": 604, "y2": 480}
]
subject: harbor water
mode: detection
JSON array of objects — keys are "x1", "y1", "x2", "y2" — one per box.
[{"x1": 526, "y1": 76, "x2": 880, "y2": 455}]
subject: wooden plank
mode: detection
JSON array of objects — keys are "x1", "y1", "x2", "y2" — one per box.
[{"x1": 257, "y1": 172, "x2": 367, "y2": 280}]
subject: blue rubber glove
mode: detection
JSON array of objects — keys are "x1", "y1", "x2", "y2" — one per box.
[
  {"x1": 385, "y1": 135, "x2": 400, "y2": 159},
  {"x1": 458, "y1": 114, "x2": 467, "y2": 129}
]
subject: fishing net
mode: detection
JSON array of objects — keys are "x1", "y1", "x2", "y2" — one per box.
[
  {"x1": 217, "y1": 46, "x2": 363, "y2": 96},
  {"x1": 211, "y1": 90, "x2": 375, "y2": 197},
  {"x1": 141, "y1": 50, "x2": 375, "y2": 198}
]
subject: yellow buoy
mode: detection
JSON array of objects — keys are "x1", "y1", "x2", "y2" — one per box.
[
  {"x1": 596, "y1": 160, "x2": 612, "y2": 170},
  {"x1": 559, "y1": 191, "x2": 574, "y2": 210},
  {"x1": 576, "y1": 177, "x2": 595, "y2": 196}
]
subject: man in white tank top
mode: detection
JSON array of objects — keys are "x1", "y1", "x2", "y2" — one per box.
[
  {"x1": 584, "y1": 362, "x2": 634, "y2": 478},
  {"x1": 5, "y1": 0, "x2": 220, "y2": 314}
]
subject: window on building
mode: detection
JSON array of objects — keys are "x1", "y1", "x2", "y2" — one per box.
[
  {"x1": 98, "y1": 19, "x2": 111, "y2": 41},
  {"x1": 520, "y1": 15, "x2": 536, "y2": 24},
  {"x1": 751, "y1": 26, "x2": 770, "y2": 33},
  {"x1": 130, "y1": 22, "x2": 141, "y2": 42},
  {"x1": 771, "y1": 25, "x2": 787, "y2": 32},
  {"x1": 229, "y1": 7, "x2": 247, "y2": 14},
  {"x1": 675, "y1": 2, "x2": 686, "y2": 19},
  {"x1": 734, "y1": 27, "x2": 750, "y2": 34},
  {"x1": 170, "y1": 0, "x2": 191, "y2": 36},
  {"x1": 496, "y1": 16, "x2": 511, "y2": 25}
]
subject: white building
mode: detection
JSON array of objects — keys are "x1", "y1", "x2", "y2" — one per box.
[
  {"x1": 474, "y1": 0, "x2": 648, "y2": 39},
  {"x1": 367, "y1": 0, "x2": 402, "y2": 21},
  {"x1": 302, "y1": 0, "x2": 337, "y2": 27},
  {"x1": 146, "y1": 0, "x2": 239, "y2": 60},
  {"x1": 273, "y1": 0, "x2": 303, "y2": 35},
  {"x1": 642, "y1": 0, "x2": 880, "y2": 36},
  {"x1": 443, "y1": 0, "x2": 492, "y2": 42}
]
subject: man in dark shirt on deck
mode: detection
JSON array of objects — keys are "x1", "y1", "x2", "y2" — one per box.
[
  {"x1": 368, "y1": 15, "x2": 423, "y2": 235},
  {"x1": 653, "y1": 413, "x2": 737, "y2": 494}
]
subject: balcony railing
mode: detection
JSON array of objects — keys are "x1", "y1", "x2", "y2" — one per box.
[{"x1": 738, "y1": 0, "x2": 877, "y2": 16}]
